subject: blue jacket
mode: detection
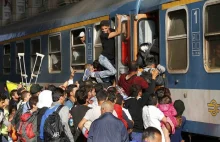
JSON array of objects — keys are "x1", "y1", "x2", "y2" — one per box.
[{"x1": 88, "y1": 112, "x2": 129, "y2": 142}]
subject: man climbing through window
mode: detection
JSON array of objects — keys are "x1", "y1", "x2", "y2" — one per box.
[{"x1": 83, "y1": 15, "x2": 122, "y2": 83}]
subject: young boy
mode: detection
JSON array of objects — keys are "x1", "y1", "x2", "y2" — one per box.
[
  {"x1": 142, "y1": 95, "x2": 167, "y2": 142},
  {"x1": 84, "y1": 15, "x2": 122, "y2": 82}
]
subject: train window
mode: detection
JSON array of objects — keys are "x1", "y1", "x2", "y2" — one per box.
[
  {"x1": 3, "y1": 44, "x2": 11, "y2": 74},
  {"x1": 16, "y1": 42, "x2": 25, "y2": 74},
  {"x1": 71, "y1": 28, "x2": 86, "y2": 70},
  {"x1": 121, "y1": 21, "x2": 130, "y2": 65},
  {"x1": 31, "y1": 38, "x2": 41, "y2": 73},
  {"x1": 204, "y1": 3, "x2": 220, "y2": 71},
  {"x1": 93, "y1": 24, "x2": 102, "y2": 60},
  {"x1": 138, "y1": 20, "x2": 156, "y2": 46},
  {"x1": 166, "y1": 8, "x2": 188, "y2": 73},
  {"x1": 49, "y1": 34, "x2": 61, "y2": 72}
]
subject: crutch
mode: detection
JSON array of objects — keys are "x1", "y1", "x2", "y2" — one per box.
[
  {"x1": 29, "y1": 53, "x2": 45, "y2": 84},
  {"x1": 18, "y1": 53, "x2": 28, "y2": 86}
]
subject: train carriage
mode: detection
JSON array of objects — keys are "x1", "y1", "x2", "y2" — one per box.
[{"x1": 0, "y1": 0, "x2": 220, "y2": 138}]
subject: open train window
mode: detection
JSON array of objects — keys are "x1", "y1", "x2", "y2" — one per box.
[
  {"x1": 48, "y1": 34, "x2": 61, "y2": 73},
  {"x1": 31, "y1": 38, "x2": 41, "y2": 73},
  {"x1": 16, "y1": 42, "x2": 25, "y2": 74},
  {"x1": 3, "y1": 44, "x2": 11, "y2": 74},
  {"x1": 93, "y1": 23, "x2": 102, "y2": 60},
  {"x1": 166, "y1": 7, "x2": 188, "y2": 73},
  {"x1": 71, "y1": 28, "x2": 86, "y2": 70},
  {"x1": 204, "y1": 3, "x2": 220, "y2": 72}
]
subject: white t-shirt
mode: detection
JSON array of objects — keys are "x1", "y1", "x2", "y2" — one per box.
[
  {"x1": 84, "y1": 106, "x2": 118, "y2": 122},
  {"x1": 142, "y1": 105, "x2": 165, "y2": 142}
]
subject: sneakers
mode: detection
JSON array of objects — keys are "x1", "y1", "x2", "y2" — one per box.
[{"x1": 83, "y1": 69, "x2": 91, "y2": 81}]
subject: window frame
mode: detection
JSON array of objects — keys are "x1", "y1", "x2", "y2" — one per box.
[
  {"x1": 16, "y1": 41, "x2": 25, "y2": 74},
  {"x1": 93, "y1": 22, "x2": 102, "y2": 61},
  {"x1": 30, "y1": 37, "x2": 41, "y2": 72},
  {"x1": 48, "y1": 32, "x2": 62, "y2": 73},
  {"x1": 3, "y1": 43, "x2": 11, "y2": 75},
  {"x1": 165, "y1": 6, "x2": 189, "y2": 74},
  {"x1": 203, "y1": 0, "x2": 220, "y2": 73},
  {"x1": 70, "y1": 27, "x2": 86, "y2": 71}
]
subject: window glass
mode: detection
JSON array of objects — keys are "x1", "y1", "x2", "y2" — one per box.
[
  {"x1": 16, "y1": 42, "x2": 25, "y2": 73},
  {"x1": 205, "y1": 4, "x2": 220, "y2": 70},
  {"x1": 139, "y1": 20, "x2": 156, "y2": 46},
  {"x1": 49, "y1": 35, "x2": 61, "y2": 72},
  {"x1": 94, "y1": 24, "x2": 102, "y2": 60},
  {"x1": 168, "y1": 10, "x2": 187, "y2": 36},
  {"x1": 31, "y1": 39, "x2": 41, "y2": 72},
  {"x1": 167, "y1": 9, "x2": 188, "y2": 72},
  {"x1": 3, "y1": 44, "x2": 10, "y2": 74},
  {"x1": 71, "y1": 29, "x2": 86, "y2": 70}
]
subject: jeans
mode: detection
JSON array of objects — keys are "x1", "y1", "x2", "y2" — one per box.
[
  {"x1": 98, "y1": 55, "x2": 116, "y2": 78},
  {"x1": 130, "y1": 132, "x2": 143, "y2": 142}
]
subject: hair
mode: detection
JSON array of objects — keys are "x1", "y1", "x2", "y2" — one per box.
[
  {"x1": 52, "y1": 87, "x2": 65, "y2": 102},
  {"x1": 128, "y1": 61, "x2": 139, "y2": 72},
  {"x1": 84, "y1": 64, "x2": 92, "y2": 70},
  {"x1": 94, "y1": 83, "x2": 103, "y2": 94},
  {"x1": 174, "y1": 100, "x2": 185, "y2": 116},
  {"x1": 101, "y1": 101, "x2": 114, "y2": 112},
  {"x1": 159, "y1": 95, "x2": 172, "y2": 104},
  {"x1": 10, "y1": 89, "x2": 17, "y2": 97},
  {"x1": 46, "y1": 84, "x2": 57, "y2": 93},
  {"x1": 155, "y1": 87, "x2": 171, "y2": 98},
  {"x1": 93, "y1": 60, "x2": 101, "y2": 70},
  {"x1": 130, "y1": 84, "x2": 142, "y2": 98},
  {"x1": 96, "y1": 90, "x2": 108, "y2": 102},
  {"x1": 115, "y1": 94, "x2": 123, "y2": 105},
  {"x1": 107, "y1": 91, "x2": 116, "y2": 103},
  {"x1": 17, "y1": 87, "x2": 26, "y2": 96},
  {"x1": 29, "y1": 96, "x2": 38, "y2": 109},
  {"x1": 147, "y1": 94, "x2": 158, "y2": 106},
  {"x1": 75, "y1": 88, "x2": 88, "y2": 105},
  {"x1": 107, "y1": 87, "x2": 117, "y2": 94},
  {"x1": 142, "y1": 127, "x2": 161, "y2": 140},
  {"x1": 100, "y1": 20, "x2": 110, "y2": 27},
  {"x1": 21, "y1": 91, "x2": 29, "y2": 101},
  {"x1": 0, "y1": 93, "x2": 7, "y2": 101},
  {"x1": 66, "y1": 84, "x2": 77, "y2": 98}
]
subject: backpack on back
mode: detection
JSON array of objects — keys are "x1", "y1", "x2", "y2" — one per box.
[
  {"x1": 40, "y1": 105, "x2": 70, "y2": 142},
  {"x1": 17, "y1": 111, "x2": 38, "y2": 142},
  {"x1": 12, "y1": 103, "x2": 24, "y2": 130}
]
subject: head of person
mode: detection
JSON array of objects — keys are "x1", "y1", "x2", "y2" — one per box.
[
  {"x1": 0, "y1": 93, "x2": 6, "y2": 109},
  {"x1": 46, "y1": 84, "x2": 57, "y2": 93},
  {"x1": 158, "y1": 95, "x2": 172, "y2": 105},
  {"x1": 21, "y1": 91, "x2": 31, "y2": 102},
  {"x1": 29, "y1": 96, "x2": 38, "y2": 113},
  {"x1": 142, "y1": 127, "x2": 162, "y2": 142},
  {"x1": 115, "y1": 94, "x2": 124, "y2": 106},
  {"x1": 128, "y1": 61, "x2": 139, "y2": 73},
  {"x1": 107, "y1": 91, "x2": 116, "y2": 103},
  {"x1": 174, "y1": 100, "x2": 185, "y2": 116},
  {"x1": 101, "y1": 101, "x2": 114, "y2": 115},
  {"x1": 93, "y1": 60, "x2": 101, "y2": 71},
  {"x1": 37, "y1": 90, "x2": 53, "y2": 109},
  {"x1": 75, "y1": 88, "x2": 88, "y2": 105},
  {"x1": 130, "y1": 84, "x2": 142, "y2": 98},
  {"x1": 78, "y1": 31, "x2": 85, "y2": 43},
  {"x1": 17, "y1": 87, "x2": 26, "y2": 98},
  {"x1": 155, "y1": 87, "x2": 171, "y2": 99},
  {"x1": 147, "y1": 94, "x2": 158, "y2": 106},
  {"x1": 52, "y1": 87, "x2": 67, "y2": 105},
  {"x1": 66, "y1": 84, "x2": 78, "y2": 99},
  {"x1": 94, "y1": 83, "x2": 103, "y2": 94},
  {"x1": 100, "y1": 20, "x2": 110, "y2": 33},
  {"x1": 10, "y1": 89, "x2": 19, "y2": 101},
  {"x1": 96, "y1": 90, "x2": 108, "y2": 104},
  {"x1": 30, "y1": 84, "x2": 43, "y2": 96}
]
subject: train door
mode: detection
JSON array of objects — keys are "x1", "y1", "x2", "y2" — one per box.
[
  {"x1": 133, "y1": 13, "x2": 158, "y2": 63},
  {"x1": 116, "y1": 15, "x2": 130, "y2": 79}
]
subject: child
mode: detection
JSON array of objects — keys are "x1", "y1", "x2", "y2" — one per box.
[
  {"x1": 142, "y1": 95, "x2": 167, "y2": 142},
  {"x1": 21, "y1": 91, "x2": 32, "y2": 114},
  {"x1": 158, "y1": 95, "x2": 178, "y2": 135}
]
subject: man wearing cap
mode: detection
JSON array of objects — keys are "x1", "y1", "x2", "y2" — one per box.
[
  {"x1": 30, "y1": 84, "x2": 43, "y2": 97},
  {"x1": 78, "y1": 31, "x2": 86, "y2": 44}
]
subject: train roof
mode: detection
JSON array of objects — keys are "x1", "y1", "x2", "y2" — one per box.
[{"x1": 0, "y1": 0, "x2": 172, "y2": 42}]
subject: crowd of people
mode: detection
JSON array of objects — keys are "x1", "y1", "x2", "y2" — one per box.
[{"x1": 0, "y1": 15, "x2": 186, "y2": 142}]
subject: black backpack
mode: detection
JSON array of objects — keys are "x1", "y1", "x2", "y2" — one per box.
[{"x1": 40, "y1": 105, "x2": 70, "y2": 142}]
